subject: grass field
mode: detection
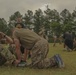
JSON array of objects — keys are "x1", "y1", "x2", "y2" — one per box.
[{"x1": 0, "y1": 43, "x2": 76, "y2": 75}]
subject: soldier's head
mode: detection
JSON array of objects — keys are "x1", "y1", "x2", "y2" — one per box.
[{"x1": 15, "y1": 23, "x2": 24, "y2": 29}]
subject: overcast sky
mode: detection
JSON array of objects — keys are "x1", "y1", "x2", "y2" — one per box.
[{"x1": 0, "y1": 0, "x2": 76, "y2": 21}]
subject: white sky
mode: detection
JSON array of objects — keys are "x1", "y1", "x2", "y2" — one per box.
[{"x1": 0, "y1": 0, "x2": 76, "y2": 21}]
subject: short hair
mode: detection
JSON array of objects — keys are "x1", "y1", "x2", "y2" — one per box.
[{"x1": 15, "y1": 23, "x2": 25, "y2": 28}]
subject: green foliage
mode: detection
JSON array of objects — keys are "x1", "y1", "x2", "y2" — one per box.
[
  {"x1": 1, "y1": 7, "x2": 76, "y2": 36},
  {"x1": 51, "y1": 21, "x2": 62, "y2": 35},
  {"x1": 9, "y1": 11, "x2": 22, "y2": 21},
  {"x1": 23, "y1": 10, "x2": 33, "y2": 28},
  {"x1": 60, "y1": 9, "x2": 72, "y2": 24},
  {"x1": 62, "y1": 23, "x2": 73, "y2": 32},
  {"x1": 0, "y1": 18, "x2": 8, "y2": 34},
  {"x1": 33, "y1": 9, "x2": 45, "y2": 33}
]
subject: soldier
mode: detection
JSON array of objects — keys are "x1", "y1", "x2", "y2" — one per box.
[
  {"x1": 53, "y1": 33, "x2": 57, "y2": 47},
  {"x1": 38, "y1": 27, "x2": 45, "y2": 38},
  {"x1": 15, "y1": 22, "x2": 29, "y2": 63},
  {"x1": 63, "y1": 32, "x2": 73, "y2": 51},
  {"x1": 0, "y1": 28, "x2": 64, "y2": 68},
  {"x1": 38, "y1": 26, "x2": 48, "y2": 41},
  {"x1": 0, "y1": 33, "x2": 26, "y2": 66}
]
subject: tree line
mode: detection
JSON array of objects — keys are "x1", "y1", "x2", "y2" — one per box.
[{"x1": 0, "y1": 6, "x2": 76, "y2": 37}]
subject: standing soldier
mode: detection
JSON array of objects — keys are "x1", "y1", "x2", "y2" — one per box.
[
  {"x1": 38, "y1": 27, "x2": 45, "y2": 38},
  {"x1": 53, "y1": 33, "x2": 57, "y2": 47},
  {"x1": 38, "y1": 26, "x2": 48, "y2": 41}
]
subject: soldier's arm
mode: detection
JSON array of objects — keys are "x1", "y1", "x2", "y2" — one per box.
[{"x1": 0, "y1": 32, "x2": 13, "y2": 44}]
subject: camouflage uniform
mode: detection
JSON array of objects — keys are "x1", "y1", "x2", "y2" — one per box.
[
  {"x1": 13, "y1": 29, "x2": 64, "y2": 68},
  {"x1": 30, "y1": 38, "x2": 57, "y2": 68},
  {"x1": 0, "y1": 44, "x2": 16, "y2": 65}
]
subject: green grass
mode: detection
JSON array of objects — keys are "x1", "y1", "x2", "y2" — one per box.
[{"x1": 0, "y1": 43, "x2": 76, "y2": 75}]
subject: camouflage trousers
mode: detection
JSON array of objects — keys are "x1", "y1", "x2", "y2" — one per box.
[
  {"x1": 0, "y1": 44, "x2": 16, "y2": 65},
  {"x1": 31, "y1": 39, "x2": 56, "y2": 69}
]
